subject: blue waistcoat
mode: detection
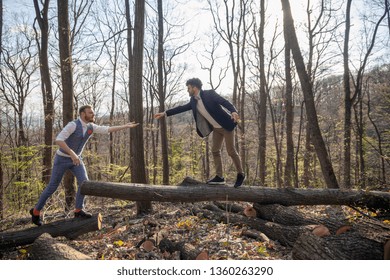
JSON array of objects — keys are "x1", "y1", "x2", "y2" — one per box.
[{"x1": 59, "y1": 119, "x2": 93, "y2": 156}]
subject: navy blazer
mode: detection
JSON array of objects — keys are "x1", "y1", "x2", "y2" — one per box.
[{"x1": 166, "y1": 89, "x2": 237, "y2": 137}]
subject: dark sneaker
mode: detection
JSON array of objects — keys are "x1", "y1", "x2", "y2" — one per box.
[
  {"x1": 207, "y1": 175, "x2": 226, "y2": 185},
  {"x1": 30, "y1": 208, "x2": 42, "y2": 226},
  {"x1": 74, "y1": 209, "x2": 92, "y2": 218},
  {"x1": 234, "y1": 173, "x2": 245, "y2": 188}
]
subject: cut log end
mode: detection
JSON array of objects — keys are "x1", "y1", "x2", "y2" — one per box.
[
  {"x1": 196, "y1": 251, "x2": 209, "y2": 260},
  {"x1": 243, "y1": 206, "x2": 257, "y2": 218},
  {"x1": 335, "y1": 225, "x2": 352, "y2": 236},
  {"x1": 141, "y1": 240, "x2": 155, "y2": 252},
  {"x1": 312, "y1": 225, "x2": 330, "y2": 237}
]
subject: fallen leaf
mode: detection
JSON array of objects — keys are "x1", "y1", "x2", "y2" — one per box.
[{"x1": 113, "y1": 240, "x2": 124, "y2": 247}]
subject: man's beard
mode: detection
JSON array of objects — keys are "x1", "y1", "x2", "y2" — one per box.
[{"x1": 85, "y1": 116, "x2": 95, "y2": 123}]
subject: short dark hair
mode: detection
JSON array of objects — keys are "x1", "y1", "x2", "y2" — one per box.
[
  {"x1": 186, "y1": 78, "x2": 203, "y2": 89},
  {"x1": 79, "y1": 105, "x2": 93, "y2": 115}
]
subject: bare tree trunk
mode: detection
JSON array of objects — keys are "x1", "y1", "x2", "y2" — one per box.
[
  {"x1": 0, "y1": 0, "x2": 2, "y2": 50},
  {"x1": 283, "y1": 33, "x2": 295, "y2": 187},
  {"x1": 294, "y1": 103, "x2": 305, "y2": 187},
  {"x1": 126, "y1": 0, "x2": 152, "y2": 214},
  {"x1": 58, "y1": 0, "x2": 76, "y2": 210},
  {"x1": 109, "y1": 59, "x2": 117, "y2": 168},
  {"x1": 239, "y1": 67, "x2": 247, "y2": 179},
  {"x1": 351, "y1": 4, "x2": 387, "y2": 189},
  {"x1": 0, "y1": 0, "x2": 3, "y2": 220},
  {"x1": 17, "y1": 108, "x2": 27, "y2": 147},
  {"x1": 343, "y1": 0, "x2": 352, "y2": 189},
  {"x1": 303, "y1": 125, "x2": 313, "y2": 187},
  {"x1": 238, "y1": 0, "x2": 249, "y2": 177},
  {"x1": 0, "y1": 115, "x2": 3, "y2": 220},
  {"x1": 149, "y1": 86, "x2": 158, "y2": 185},
  {"x1": 355, "y1": 92, "x2": 366, "y2": 188},
  {"x1": 157, "y1": 0, "x2": 169, "y2": 185},
  {"x1": 268, "y1": 94, "x2": 282, "y2": 188},
  {"x1": 258, "y1": 0, "x2": 267, "y2": 185},
  {"x1": 386, "y1": 0, "x2": 390, "y2": 34},
  {"x1": 367, "y1": 91, "x2": 386, "y2": 185},
  {"x1": 281, "y1": 0, "x2": 339, "y2": 189},
  {"x1": 33, "y1": 0, "x2": 54, "y2": 185}
]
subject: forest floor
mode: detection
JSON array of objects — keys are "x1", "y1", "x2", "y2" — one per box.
[
  {"x1": 0, "y1": 199, "x2": 300, "y2": 260},
  {"x1": 1, "y1": 196, "x2": 387, "y2": 260}
]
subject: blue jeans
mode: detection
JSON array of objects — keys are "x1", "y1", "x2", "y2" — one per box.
[{"x1": 35, "y1": 154, "x2": 89, "y2": 210}]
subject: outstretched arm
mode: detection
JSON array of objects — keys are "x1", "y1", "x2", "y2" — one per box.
[
  {"x1": 108, "y1": 122, "x2": 139, "y2": 133},
  {"x1": 156, "y1": 102, "x2": 192, "y2": 118},
  {"x1": 154, "y1": 112, "x2": 166, "y2": 119}
]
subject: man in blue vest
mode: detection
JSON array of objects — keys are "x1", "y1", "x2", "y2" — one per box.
[
  {"x1": 154, "y1": 78, "x2": 245, "y2": 188},
  {"x1": 30, "y1": 105, "x2": 139, "y2": 226}
]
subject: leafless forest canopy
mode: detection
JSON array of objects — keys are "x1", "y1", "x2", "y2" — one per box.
[{"x1": 0, "y1": 0, "x2": 389, "y2": 217}]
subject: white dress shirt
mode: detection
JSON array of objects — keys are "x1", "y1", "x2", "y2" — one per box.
[
  {"x1": 195, "y1": 95, "x2": 222, "y2": 128},
  {"x1": 56, "y1": 118, "x2": 109, "y2": 157}
]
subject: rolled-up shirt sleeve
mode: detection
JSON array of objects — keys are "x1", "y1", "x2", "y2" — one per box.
[
  {"x1": 92, "y1": 123, "x2": 110, "y2": 134},
  {"x1": 56, "y1": 122, "x2": 77, "y2": 142}
]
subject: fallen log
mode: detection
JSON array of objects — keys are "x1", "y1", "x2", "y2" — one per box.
[
  {"x1": 0, "y1": 213, "x2": 102, "y2": 250},
  {"x1": 80, "y1": 180, "x2": 390, "y2": 212},
  {"x1": 257, "y1": 204, "x2": 390, "y2": 259},
  {"x1": 241, "y1": 228, "x2": 270, "y2": 242},
  {"x1": 215, "y1": 202, "x2": 349, "y2": 234},
  {"x1": 158, "y1": 238, "x2": 202, "y2": 260},
  {"x1": 292, "y1": 231, "x2": 384, "y2": 260},
  {"x1": 191, "y1": 206, "x2": 313, "y2": 247},
  {"x1": 254, "y1": 204, "x2": 319, "y2": 226},
  {"x1": 253, "y1": 204, "x2": 348, "y2": 233},
  {"x1": 29, "y1": 233, "x2": 91, "y2": 260},
  {"x1": 350, "y1": 218, "x2": 390, "y2": 244},
  {"x1": 212, "y1": 201, "x2": 246, "y2": 213}
]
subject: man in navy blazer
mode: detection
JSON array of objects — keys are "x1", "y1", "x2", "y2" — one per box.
[{"x1": 155, "y1": 78, "x2": 245, "y2": 187}]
